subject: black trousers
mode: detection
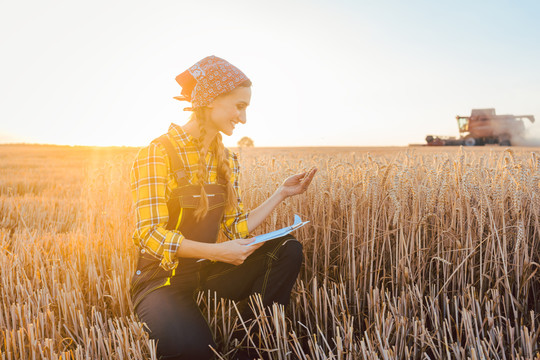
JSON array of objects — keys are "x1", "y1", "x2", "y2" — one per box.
[{"x1": 134, "y1": 235, "x2": 303, "y2": 360}]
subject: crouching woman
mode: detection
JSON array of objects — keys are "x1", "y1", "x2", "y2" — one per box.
[{"x1": 129, "y1": 56, "x2": 317, "y2": 359}]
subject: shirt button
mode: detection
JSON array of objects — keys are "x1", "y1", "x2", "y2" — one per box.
[
  {"x1": 136, "y1": 270, "x2": 141, "y2": 275},
  {"x1": 141, "y1": 249, "x2": 146, "y2": 254}
]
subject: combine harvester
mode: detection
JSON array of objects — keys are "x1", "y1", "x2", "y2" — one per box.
[{"x1": 426, "y1": 108, "x2": 535, "y2": 146}]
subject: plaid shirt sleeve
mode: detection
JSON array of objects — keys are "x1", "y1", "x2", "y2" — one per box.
[
  {"x1": 221, "y1": 152, "x2": 250, "y2": 240},
  {"x1": 130, "y1": 142, "x2": 183, "y2": 271}
]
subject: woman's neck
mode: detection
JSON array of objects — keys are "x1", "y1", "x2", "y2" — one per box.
[{"x1": 183, "y1": 117, "x2": 217, "y2": 152}]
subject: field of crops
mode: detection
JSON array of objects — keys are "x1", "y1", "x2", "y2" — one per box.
[{"x1": 0, "y1": 144, "x2": 539, "y2": 359}]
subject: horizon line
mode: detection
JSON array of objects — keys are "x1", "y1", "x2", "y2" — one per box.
[{"x1": 0, "y1": 142, "x2": 415, "y2": 149}]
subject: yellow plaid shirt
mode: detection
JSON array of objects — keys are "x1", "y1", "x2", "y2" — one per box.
[{"x1": 130, "y1": 123, "x2": 250, "y2": 271}]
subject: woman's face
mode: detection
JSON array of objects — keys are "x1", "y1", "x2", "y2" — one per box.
[{"x1": 206, "y1": 86, "x2": 251, "y2": 136}]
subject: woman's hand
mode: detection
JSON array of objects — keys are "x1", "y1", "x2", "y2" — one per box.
[
  {"x1": 213, "y1": 238, "x2": 264, "y2": 265},
  {"x1": 245, "y1": 167, "x2": 317, "y2": 234},
  {"x1": 278, "y1": 167, "x2": 318, "y2": 199}
]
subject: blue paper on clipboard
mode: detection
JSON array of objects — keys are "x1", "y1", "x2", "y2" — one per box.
[{"x1": 248, "y1": 214, "x2": 309, "y2": 246}]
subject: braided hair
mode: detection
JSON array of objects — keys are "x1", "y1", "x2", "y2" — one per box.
[{"x1": 192, "y1": 106, "x2": 211, "y2": 221}]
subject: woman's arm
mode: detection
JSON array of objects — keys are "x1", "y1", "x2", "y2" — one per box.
[
  {"x1": 247, "y1": 167, "x2": 317, "y2": 232},
  {"x1": 175, "y1": 237, "x2": 263, "y2": 265},
  {"x1": 131, "y1": 142, "x2": 187, "y2": 271},
  {"x1": 246, "y1": 187, "x2": 286, "y2": 232}
]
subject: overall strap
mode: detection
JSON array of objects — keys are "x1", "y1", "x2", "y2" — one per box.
[{"x1": 156, "y1": 135, "x2": 190, "y2": 187}]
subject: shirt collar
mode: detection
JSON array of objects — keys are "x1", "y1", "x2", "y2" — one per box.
[
  {"x1": 168, "y1": 123, "x2": 196, "y2": 148},
  {"x1": 168, "y1": 122, "x2": 217, "y2": 152}
]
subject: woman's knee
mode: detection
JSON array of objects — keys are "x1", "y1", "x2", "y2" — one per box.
[{"x1": 279, "y1": 237, "x2": 303, "y2": 269}]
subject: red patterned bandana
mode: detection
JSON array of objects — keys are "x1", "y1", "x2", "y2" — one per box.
[{"x1": 174, "y1": 56, "x2": 250, "y2": 111}]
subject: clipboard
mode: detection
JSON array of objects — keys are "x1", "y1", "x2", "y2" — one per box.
[{"x1": 248, "y1": 214, "x2": 309, "y2": 246}]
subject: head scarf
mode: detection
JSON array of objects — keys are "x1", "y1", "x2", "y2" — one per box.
[{"x1": 174, "y1": 56, "x2": 250, "y2": 111}]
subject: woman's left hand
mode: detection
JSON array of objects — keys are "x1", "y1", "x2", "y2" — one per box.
[{"x1": 279, "y1": 167, "x2": 318, "y2": 199}]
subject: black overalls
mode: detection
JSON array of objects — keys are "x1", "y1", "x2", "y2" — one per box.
[{"x1": 130, "y1": 135, "x2": 303, "y2": 360}]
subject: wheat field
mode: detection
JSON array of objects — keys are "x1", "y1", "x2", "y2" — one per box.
[{"x1": 0, "y1": 144, "x2": 539, "y2": 359}]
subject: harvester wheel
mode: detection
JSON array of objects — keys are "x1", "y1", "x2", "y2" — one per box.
[
  {"x1": 464, "y1": 137, "x2": 476, "y2": 146},
  {"x1": 499, "y1": 134, "x2": 511, "y2": 146}
]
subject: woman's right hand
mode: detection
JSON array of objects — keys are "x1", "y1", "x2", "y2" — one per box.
[{"x1": 213, "y1": 238, "x2": 263, "y2": 265}]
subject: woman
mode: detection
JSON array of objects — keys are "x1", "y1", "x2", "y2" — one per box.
[{"x1": 130, "y1": 56, "x2": 317, "y2": 359}]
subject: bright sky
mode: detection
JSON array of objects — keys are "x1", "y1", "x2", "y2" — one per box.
[{"x1": 1, "y1": 0, "x2": 539, "y2": 147}]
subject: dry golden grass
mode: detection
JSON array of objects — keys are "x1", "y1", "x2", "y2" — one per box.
[{"x1": 0, "y1": 144, "x2": 539, "y2": 359}]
